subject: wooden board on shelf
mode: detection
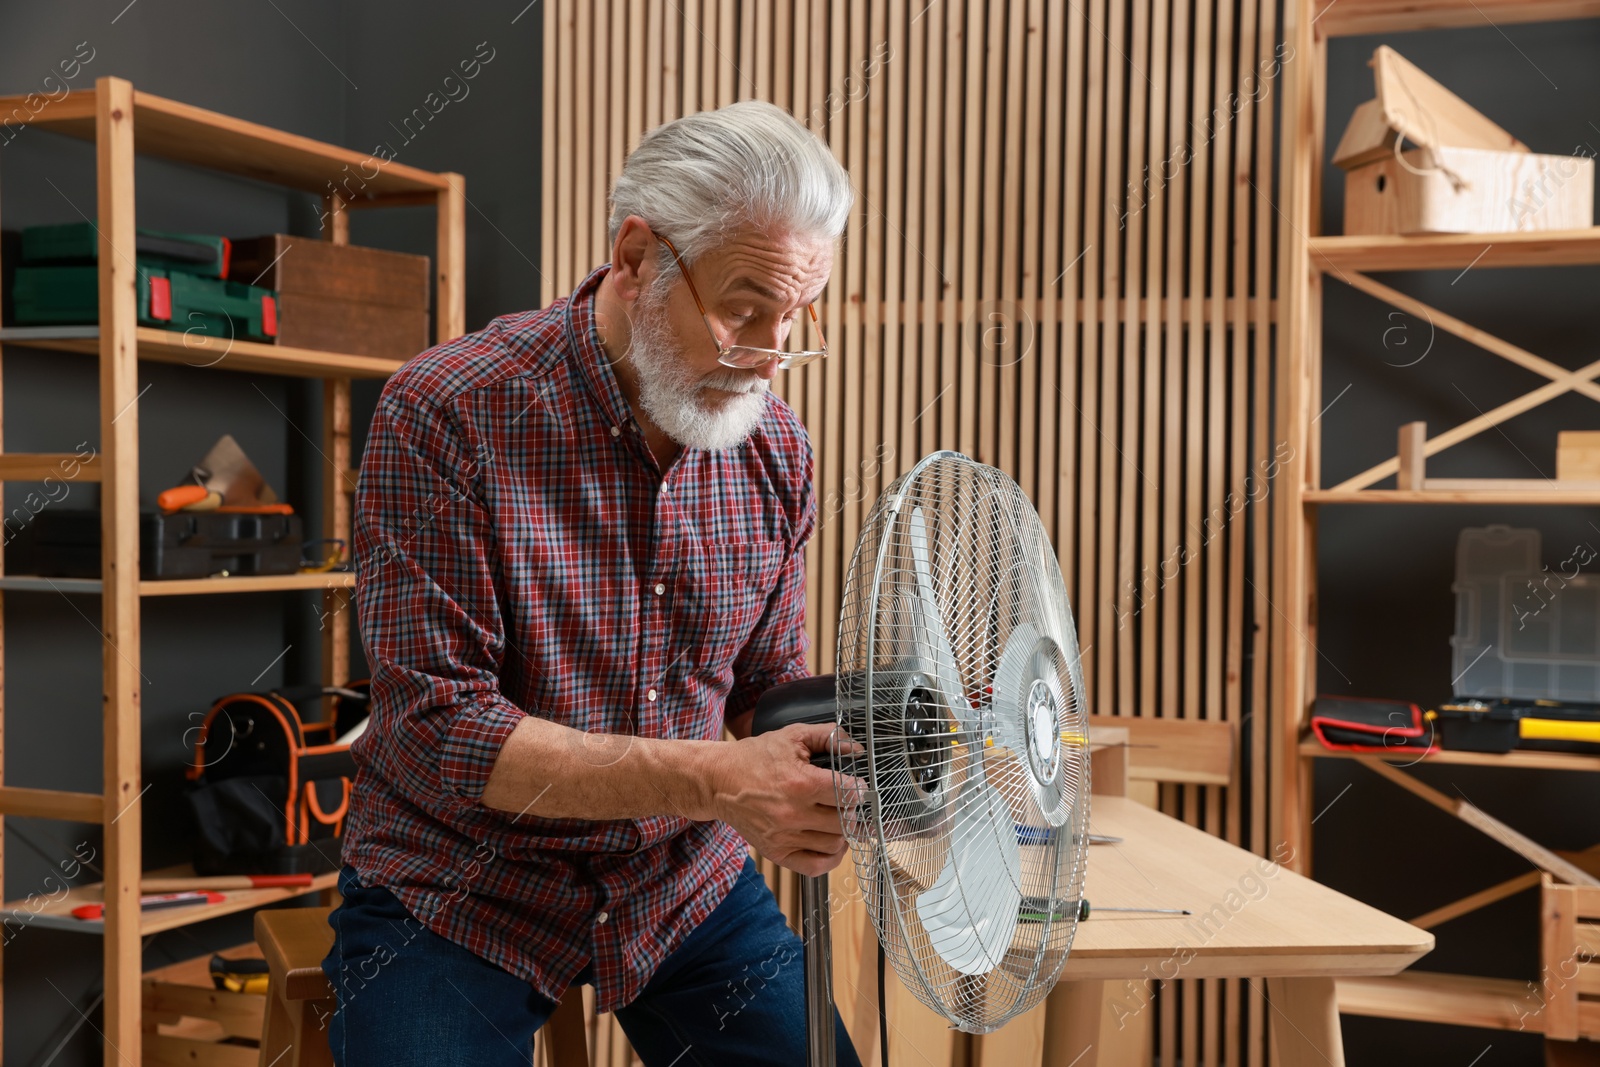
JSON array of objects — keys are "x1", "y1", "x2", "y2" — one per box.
[
  {"x1": 0, "y1": 573, "x2": 354, "y2": 595},
  {"x1": 1310, "y1": 229, "x2": 1600, "y2": 272},
  {"x1": 1312, "y1": 0, "x2": 1600, "y2": 36},
  {"x1": 0, "y1": 864, "x2": 337, "y2": 936},
  {"x1": 0, "y1": 326, "x2": 403, "y2": 379},
  {"x1": 1300, "y1": 738, "x2": 1600, "y2": 773},
  {"x1": 0, "y1": 82, "x2": 451, "y2": 199},
  {"x1": 1305, "y1": 487, "x2": 1600, "y2": 504}
]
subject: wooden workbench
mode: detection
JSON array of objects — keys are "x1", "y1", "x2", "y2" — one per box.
[{"x1": 1034, "y1": 796, "x2": 1435, "y2": 1066}]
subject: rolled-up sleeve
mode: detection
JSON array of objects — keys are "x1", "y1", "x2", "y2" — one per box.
[
  {"x1": 353, "y1": 382, "x2": 525, "y2": 810},
  {"x1": 724, "y1": 448, "x2": 818, "y2": 725}
]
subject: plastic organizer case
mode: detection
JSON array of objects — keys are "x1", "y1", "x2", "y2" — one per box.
[{"x1": 1451, "y1": 525, "x2": 1600, "y2": 702}]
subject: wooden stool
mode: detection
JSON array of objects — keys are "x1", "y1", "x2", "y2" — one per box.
[
  {"x1": 253, "y1": 906, "x2": 589, "y2": 1067},
  {"x1": 255, "y1": 908, "x2": 338, "y2": 1067}
]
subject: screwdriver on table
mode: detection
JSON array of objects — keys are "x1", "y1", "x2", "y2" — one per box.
[{"x1": 1019, "y1": 896, "x2": 1192, "y2": 921}]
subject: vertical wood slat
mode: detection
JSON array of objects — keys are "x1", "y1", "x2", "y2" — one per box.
[
  {"x1": 1250, "y1": 1, "x2": 1283, "y2": 1060},
  {"x1": 539, "y1": 4, "x2": 1283, "y2": 1062},
  {"x1": 96, "y1": 75, "x2": 144, "y2": 1067}
]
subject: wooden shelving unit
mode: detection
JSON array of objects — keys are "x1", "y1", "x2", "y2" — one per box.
[
  {"x1": 0, "y1": 77, "x2": 465, "y2": 1066},
  {"x1": 1276, "y1": 1, "x2": 1600, "y2": 1054}
]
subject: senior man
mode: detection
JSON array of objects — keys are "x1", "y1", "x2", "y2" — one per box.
[{"x1": 322, "y1": 101, "x2": 865, "y2": 1066}]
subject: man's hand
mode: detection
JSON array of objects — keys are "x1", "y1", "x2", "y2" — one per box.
[{"x1": 706, "y1": 723, "x2": 865, "y2": 878}]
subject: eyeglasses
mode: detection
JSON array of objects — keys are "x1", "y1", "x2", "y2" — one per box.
[{"x1": 654, "y1": 233, "x2": 829, "y2": 371}]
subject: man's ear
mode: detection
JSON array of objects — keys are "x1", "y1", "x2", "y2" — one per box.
[{"x1": 610, "y1": 216, "x2": 655, "y2": 302}]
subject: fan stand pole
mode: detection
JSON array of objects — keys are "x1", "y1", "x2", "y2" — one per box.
[{"x1": 801, "y1": 873, "x2": 837, "y2": 1067}]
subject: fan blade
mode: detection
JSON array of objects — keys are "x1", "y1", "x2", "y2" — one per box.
[
  {"x1": 907, "y1": 506, "x2": 971, "y2": 727},
  {"x1": 914, "y1": 770, "x2": 1023, "y2": 976},
  {"x1": 990, "y1": 621, "x2": 1038, "y2": 756}
]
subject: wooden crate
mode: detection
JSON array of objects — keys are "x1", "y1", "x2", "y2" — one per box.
[
  {"x1": 230, "y1": 234, "x2": 430, "y2": 361},
  {"x1": 142, "y1": 943, "x2": 266, "y2": 1067},
  {"x1": 1541, "y1": 875, "x2": 1600, "y2": 1042}
]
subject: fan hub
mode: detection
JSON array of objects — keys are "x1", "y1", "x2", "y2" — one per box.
[{"x1": 1026, "y1": 679, "x2": 1062, "y2": 782}]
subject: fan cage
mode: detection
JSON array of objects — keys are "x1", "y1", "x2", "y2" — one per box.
[{"x1": 832, "y1": 451, "x2": 1091, "y2": 1034}]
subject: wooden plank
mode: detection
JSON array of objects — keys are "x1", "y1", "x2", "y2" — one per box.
[
  {"x1": 1337, "y1": 972, "x2": 1543, "y2": 1032},
  {"x1": 1248, "y1": 0, "x2": 1280, "y2": 1058},
  {"x1": 0, "y1": 453, "x2": 102, "y2": 481},
  {"x1": 1337, "y1": 271, "x2": 1600, "y2": 405},
  {"x1": 882, "y1": 0, "x2": 906, "y2": 512},
  {"x1": 1313, "y1": 0, "x2": 1600, "y2": 36},
  {"x1": 1036, "y1": 0, "x2": 1066, "y2": 562},
  {"x1": 0, "y1": 786, "x2": 104, "y2": 822},
  {"x1": 0, "y1": 87, "x2": 448, "y2": 196},
  {"x1": 97, "y1": 75, "x2": 145, "y2": 1067},
  {"x1": 1396, "y1": 421, "x2": 1427, "y2": 490},
  {"x1": 1310, "y1": 229, "x2": 1600, "y2": 272},
  {"x1": 1098, "y1": 0, "x2": 1127, "y2": 727},
  {"x1": 1359, "y1": 759, "x2": 1600, "y2": 887},
  {"x1": 1077, "y1": 0, "x2": 1106, "y2": 709},
  {"x1": 1018, "y1": 0, "x2": 1045, "y2": 508},
  {"x1": 16, "y1": 328, "x2": 404, "y2": 378},
  {"x1": 1333, "y1": 354, "x2": 1600, "y2": 492},
  {"x1": 1117, "y1": 0, "x2": 1149, "y2": 751},
  {"x1": 541, "y1": 0, "x2": 559, "y2": 307},
  {"x1": 1546, "y1": 878, "x2": 1581, "y2": 1040},
  {"x1": 1412, "y1": 870, "x2": 1542, "y2": 929},
  {"x1": 555, "y1": 0, "x2": 576, "y2": 294}
]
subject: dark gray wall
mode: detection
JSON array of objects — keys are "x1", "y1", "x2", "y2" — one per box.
[
  {"x1": 1316, "y1": 19, "x2": 1600, "y2": 1067},
  {"x1": 3, "y1": 2, "x2": 1597, "y2": 1065},
  {"x1": 0, "y1": 2, "x2": 538, "y2": 1063}
]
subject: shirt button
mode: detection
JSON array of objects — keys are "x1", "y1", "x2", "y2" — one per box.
[
  {"x1": 658, "y1": 482, "x2": 669, "y2": 495},
  {"x1": 597, "y1": 910, "x2": 610, "y2": 924},
  {"x1": 653, "y1": 583, "x2": 665, "y2": 595},
  {"x1": 647, "y1": 689, "x2": 658, "y2": 702},
  {"x1": 610, "y1": 425, "x2": 620, "y2": 437}
]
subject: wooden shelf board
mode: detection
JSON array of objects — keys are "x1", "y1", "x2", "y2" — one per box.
[
  {"x1": 0, "y1": 865, "x2": 336, "y2": 936},
  {"x1": 1304, "y1": 487, "x2": 1600, "y2": 505},
  {"x1": 0, "y1": 573, "x2": 353, "y2": 596},
  {"x1": 1301, "y1": 739, "x2": 1600, "y2": 773},
  {"x1": 1337, "y1": 972, "x2": 1543, "y2": 1032},
  {"x1": 140, "y1": 572, "x2": 354, "y2": 596},
  {"x1": 0, "y1": 85, "x2": 449, "y2": 198},
  {"x1": 1314, "y1": 0, "x2": 1600, "y2": 36},
  {"x1": 1310, "y1": 230, "x2": 1600, "y2": 272},
  {"x1": 0, "y1": 326, "x2": 403, "y2": 380}
]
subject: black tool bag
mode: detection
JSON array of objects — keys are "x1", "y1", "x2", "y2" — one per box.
[{"x1": 185, "y1": 681, "x2": 369, "y2": 876}]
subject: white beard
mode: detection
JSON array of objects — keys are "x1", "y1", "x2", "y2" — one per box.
[{"x1": 625, "y1": 285, "x2": 770, "y2": 452}]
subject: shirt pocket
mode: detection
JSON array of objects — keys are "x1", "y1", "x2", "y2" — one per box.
[{"x1": 681, "y1": 539, "x2": 787, "y2": 669}]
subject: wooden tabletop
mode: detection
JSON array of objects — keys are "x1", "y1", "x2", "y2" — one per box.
[{"x1": 1059, "y1": 796, "x2": 1434, "y2": 982}]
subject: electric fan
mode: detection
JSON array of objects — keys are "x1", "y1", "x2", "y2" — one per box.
[{"x1": 751, "y1": 451, "x2": 1091, "y2": 1066}]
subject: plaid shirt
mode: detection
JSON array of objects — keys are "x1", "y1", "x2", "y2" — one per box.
[{"x1": 342, "y1": 265, "x2": 816, "y2": 1011}]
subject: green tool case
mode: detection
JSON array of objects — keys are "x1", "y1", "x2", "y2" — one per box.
[
  {"x1": 8, "y1": 222, "x2": 277, "y2": 343},
  {"x1": 20, "y1": 222, "x2": 233, "y2": 278}
]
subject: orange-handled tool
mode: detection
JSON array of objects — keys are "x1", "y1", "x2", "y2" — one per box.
[{"x1": 157, "y1": 485, "x2": 221, "y2": 513}]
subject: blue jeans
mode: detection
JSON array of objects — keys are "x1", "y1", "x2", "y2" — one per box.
[{"x1": 320, "y1": 857, "x2": 862, "y2": 1067}]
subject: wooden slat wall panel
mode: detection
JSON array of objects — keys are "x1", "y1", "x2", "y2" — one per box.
[{"x1": 539, "y1": 3, "x2": 1283, "y2": 1064}]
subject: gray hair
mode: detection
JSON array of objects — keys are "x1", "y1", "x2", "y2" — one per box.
[{"x1": 607, "y1": 100, "x2": 853, "y2": 275}]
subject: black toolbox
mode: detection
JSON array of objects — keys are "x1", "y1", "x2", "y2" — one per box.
[
  {"x1": 1438, "y1": 698, "x2": 1600, "y2": 754},
  {"x1": 16, "y1": 509, "x2": 303, "y2": 580}
]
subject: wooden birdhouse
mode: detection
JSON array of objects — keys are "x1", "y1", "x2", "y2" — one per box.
[{"x1": 1333, "y1": 46, "x2": 1593, "y2": 236}]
